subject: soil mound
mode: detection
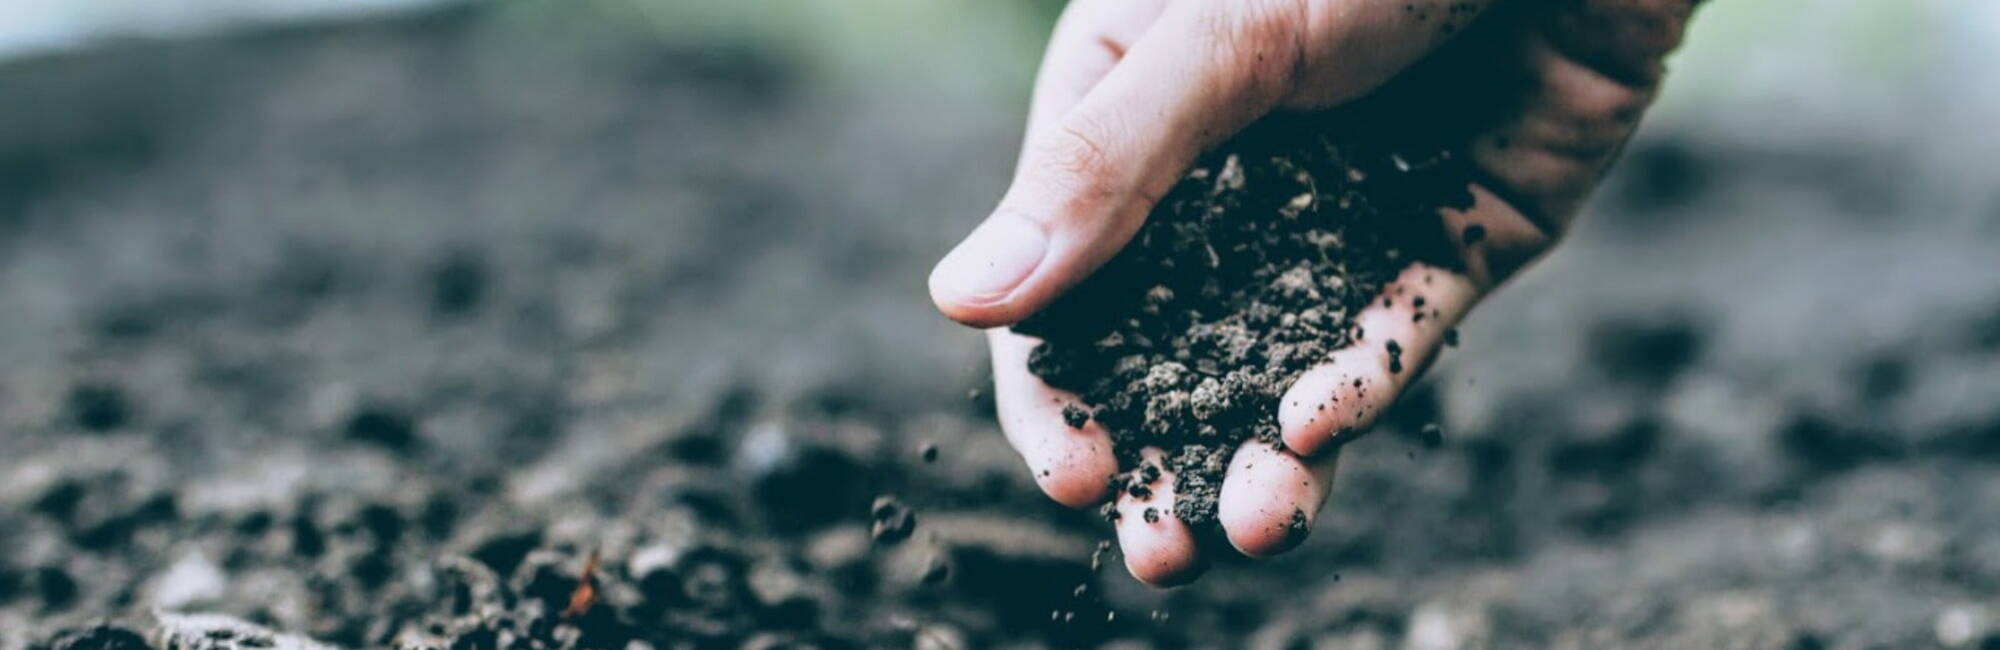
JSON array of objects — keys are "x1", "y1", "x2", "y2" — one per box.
[{"x1": 1013, "y1": 116, "x2": 1472, "y2": 526}]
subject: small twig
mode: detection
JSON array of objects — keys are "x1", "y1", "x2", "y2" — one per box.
[{"x1": 562, "y1": 549, "x2": 601, "y2": 619}]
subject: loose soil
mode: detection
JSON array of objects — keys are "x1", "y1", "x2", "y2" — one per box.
[{"x1": 1014, "y1": 116, "x2": 1472, "y2": 526}]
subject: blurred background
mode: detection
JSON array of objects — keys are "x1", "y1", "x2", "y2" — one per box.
[{"x1": 2, "y1": 1, "x2": 1999, "y2": 648}]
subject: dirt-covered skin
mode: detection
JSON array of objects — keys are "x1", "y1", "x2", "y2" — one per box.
[
  {"x1": 8, "y1": 4, "x2": 2000, "y2": 650},
  {"x1": 1013, "y1": 117, "x2": 1470, "y2": 527}
]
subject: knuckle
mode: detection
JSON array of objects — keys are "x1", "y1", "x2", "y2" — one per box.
[
  {"x1": 1551, "y1": 0, "x2": 1698, "y2": 86},
  {"x1": 1022, "y1": 111, "x2": 1129, "y2": 219},
  {"x1": 1195, "y1": 0, "x2": 1296, "y2": 45},
  {"x1": 1184, "y1": 0, "x2": 1312, "y2": 101},
  {"x1": 1608, "y1": 0, "x2": 1698, "y2": 58},
  {"x1": 1051, "y1": 114, "x2": 1120, "y2": 185}
]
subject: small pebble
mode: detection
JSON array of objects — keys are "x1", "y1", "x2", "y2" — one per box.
[
  {"x1": 869, "y1": 495, "x2": 916, "y2": 544},
  {"x1": 1420, "y1": 423, "x2": 1445, "y2": 448}
]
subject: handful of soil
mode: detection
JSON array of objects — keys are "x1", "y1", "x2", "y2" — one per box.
[{"x1": 1012, "y1": 114, "x2": 1473, "y2": 528}]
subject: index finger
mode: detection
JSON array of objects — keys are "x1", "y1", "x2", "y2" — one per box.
[{"x1": 988, "y1": 328, "x2": 1120, "y2": 508}]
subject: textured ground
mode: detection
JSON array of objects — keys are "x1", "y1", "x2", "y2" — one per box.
[{"x1": 3, "y1": 4, "x2": 2000, "y2": 649}]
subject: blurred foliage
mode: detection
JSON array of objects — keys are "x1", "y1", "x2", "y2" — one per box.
[
  {"x1": 456, "y1": 0, "x2": 1064, "y2": 101},
  {"x1": 472, "y1": 0, "x2": 1979, "y2": 124},
  {"x1": 6, "y1": 0, "x2": 1986, "y2": 111},
  {"x1": 1658, "y1": 0, "x2": 1945, "y2": 120},
  {"x1": 3, "y1": 0, "x2": 1991, "y2": 146}
]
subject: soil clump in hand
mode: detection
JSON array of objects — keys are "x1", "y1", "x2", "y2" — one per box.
[{"x1": 1013, "y1": 114, "x2": 1473, "y2": 528}]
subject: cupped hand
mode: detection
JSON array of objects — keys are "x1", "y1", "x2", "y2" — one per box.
[{"x1": 929, "y1": 0, "x2": 1698, "y2": 586}]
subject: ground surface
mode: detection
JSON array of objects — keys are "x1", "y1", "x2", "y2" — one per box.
[{"x1": 4, "y1": 4, "x2": 2000, "y2": 649}]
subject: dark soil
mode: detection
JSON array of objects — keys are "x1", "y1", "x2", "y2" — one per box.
[{"x1": 1014, "y1": 117, "x2": 1472, "y2": 526}]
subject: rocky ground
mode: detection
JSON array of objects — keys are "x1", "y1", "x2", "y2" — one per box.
[{"x1": 3, "y1": 4, "x2": 2000, "y2": 649}]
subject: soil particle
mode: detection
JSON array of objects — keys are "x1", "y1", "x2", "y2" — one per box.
[
  {"x1": 36, "y1": 566, "x2": 79, "y2": 611},
  {"x1": 148, "y1": 550, "x2": 225, "y2": 610},
  {"x1": 469, "y1": 529, "x2": 543, "y2": 577},
  {"x1": 0, "y1": 564, "x2": 18, "y2": 606},
  {"x1": 1590, "y1": 314, "x2": 1705, "y2": 387},
  {"x1": 37, "y1": 625, "x2": 152, "y2": 650},
  {"x1": 1789, "y1": 632, "x2": 1828, "y2": 650},
  {"x1": 1061, "y1": 403, "x2": 1090, "y2": 429},
  {"x1": 1856, "y1": 353, "x2": 1910, "y2": 403},
  {"x1": 343, "y1": 405, "x2": 419, "y2": 451},
  {"x1": 288, "y1": 513, "x2": 325, "y2": 558},
  {"x1": 155, "y1": 612, "x2": 336, "y2": 650},
  {"x1": 1088, "y1": 540, "x2": 1113, "y2": 572},
  {"x1": 66, "y1": 382, "x2": 133, "y2": 432},
  {"x1": 1142, "y1": 508, "x2": 1159, "y2": 524},
  {"x1": 1014, "y1": 115, "x2": 1471, "y2": 528},
  {"x1": 429, "y1": 249, "x2": 488, "y2": 316},
  {"x1": 1168, "y1": 445, "x2": 1231, "y2": 526},
  {"x1": 869, "y1": 495, "x2": 917, "y2": 545},
  {"x1": 1421, "y1": 423, "x2": 1446, "y2": 448}
]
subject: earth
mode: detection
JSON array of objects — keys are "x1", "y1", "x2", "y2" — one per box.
[
  {"x1": 5, "y1": 4, "x2": 2000, "y2": 649},
  {"x1": 1014, "y1": 115, "x2": 1471, "y2": 528}
]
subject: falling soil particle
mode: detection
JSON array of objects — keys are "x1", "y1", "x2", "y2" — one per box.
[
  {"x1": 869, "y1": 495, "x2": 916, "y2": 544},
  {"x1": 1421, "y1": 423, "x2": 1446, "y2": 448},
  {"x1": 1014, "y1": 114, "x2": 1471, "y2": 528},
  {"x1": 1089, "y1": 540, "x2": 1114, "y2": 572},
  {"x1": 67, "y1": 383, "x2": 134, "y2": 432},
  {"x1": 39, "y1": 625, "x2": 149, "y2": 650}
]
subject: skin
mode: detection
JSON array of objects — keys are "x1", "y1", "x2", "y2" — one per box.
[{"x1": 929, "y1": 0, "x2": 1700, "y2": 586}]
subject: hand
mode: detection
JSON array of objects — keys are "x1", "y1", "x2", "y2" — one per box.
[{"x1": 929, "y1": 0, "x2": 1697, "y2": 585}]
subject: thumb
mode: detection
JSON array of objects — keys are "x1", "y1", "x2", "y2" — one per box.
[
  {"x1": 928, "y1": 2, "x2": 1300, "y2": 328},
  {"x1": 929, "y1": 0, "x2": 1489, "y2": 328}
]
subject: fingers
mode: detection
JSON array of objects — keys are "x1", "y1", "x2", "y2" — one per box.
[
  {"x1": 1218, "y1": 440, "x2": 1341, "y2": 557},
  {"x1": 1113, "y1": 447, "x2": 1204, "y2": 586},
  {"x1": 1541, "y1": 0, "x2": 1697, "y2": 87},
  {"x1": 931, "y1": 0, "x2": 1504, "y2": 329},
  {"x1": 987, "y1": 329, "x2": 1119, "y2": 508},
  {"x1": 1280, "y1": 261, "x2": 1480, "y2": 457},
  {"x1": 1467, "y1": 0, "x2": 1695, "y2": 234},
  {"x1": 1444, "y1": 184, "x2": 1557, "y2": 292},
  {"x1": 1222, "y1": 189, "x2": 1544, "y2": 556}
]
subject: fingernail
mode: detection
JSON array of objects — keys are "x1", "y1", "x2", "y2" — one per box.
[{"x1": 931, "y1": 215, "x2": 1048, "y2": 306}]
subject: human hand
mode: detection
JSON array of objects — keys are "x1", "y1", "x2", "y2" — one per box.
[{"x1": 929, "y1": 0, "x2": 1698, "y2": 585}]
